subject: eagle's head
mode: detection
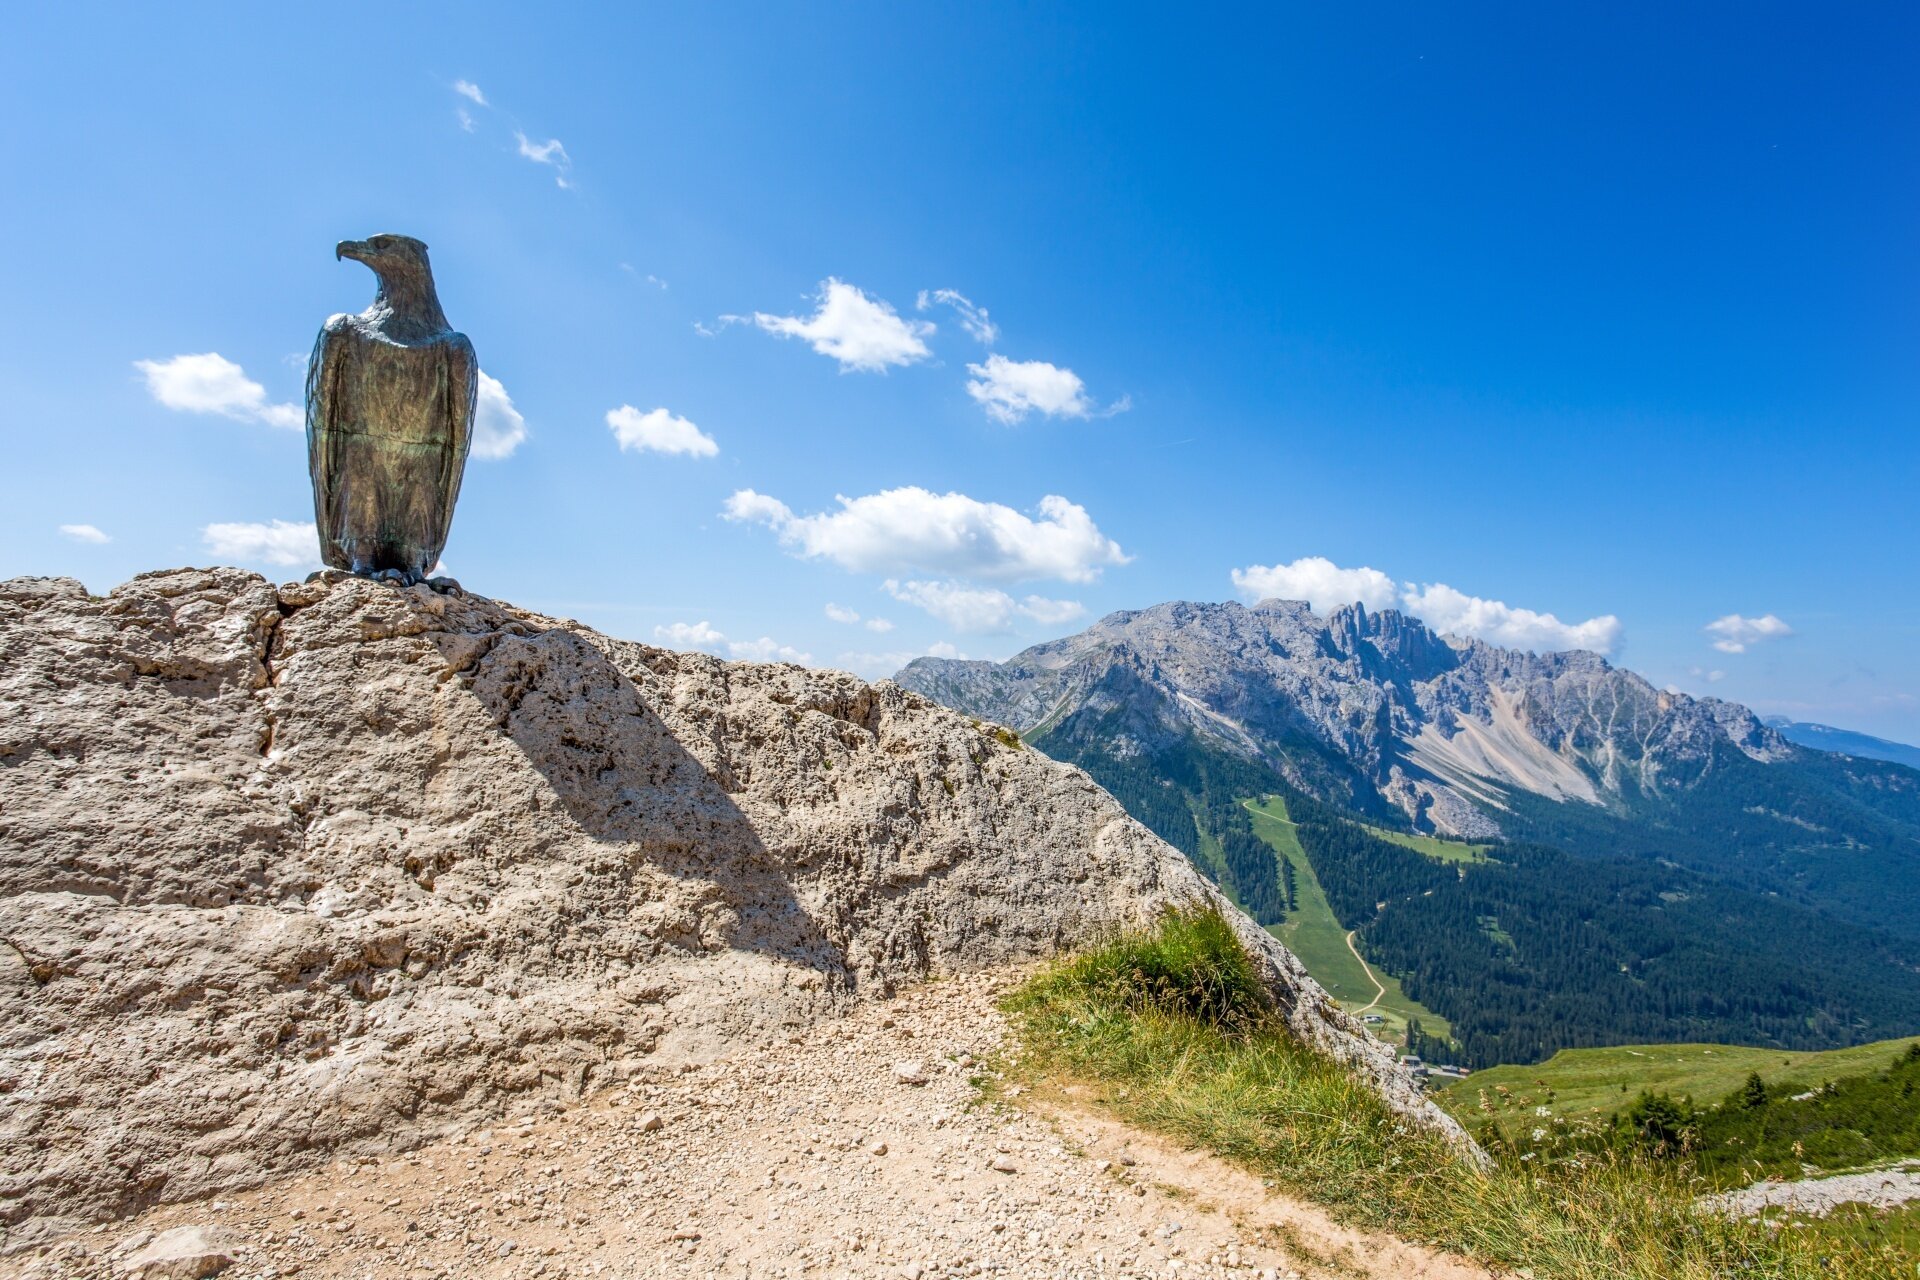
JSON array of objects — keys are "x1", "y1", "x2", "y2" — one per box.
[{"x1": 336, "y1": 234, "x2": 432, "y2": 280}]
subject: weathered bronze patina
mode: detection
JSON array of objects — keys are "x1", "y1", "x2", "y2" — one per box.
[{"x1": 306, "y1": 234, "x2": 476, "y2": 584}]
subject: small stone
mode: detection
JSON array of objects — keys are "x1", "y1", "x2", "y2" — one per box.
[
  {"x1": 868, "y1": 1140, "x2": 889, "y2": 1156},
  {"x1": 114, "y1": 1229, "x2": 154, "y2": 1256},
  {"x1": 989, "y1": 1155, "x2": 1017, "y2": 1174},
  {"x1": 638, "y1": 1112, "x2": 665, "y2": 1132},
  {"x1": 892, "y1": 1061, "x2": 928, "y2": 1086}
]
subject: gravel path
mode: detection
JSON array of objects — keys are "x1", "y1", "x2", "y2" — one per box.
[
  {"x1": 8, "y1": 972, "x2": 1485, "y2": 1280},
  {"x1": 1700, "y1": 1165, "x2": 1920, "y2": 1219}
]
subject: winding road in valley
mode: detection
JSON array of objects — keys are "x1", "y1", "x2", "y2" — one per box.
[{"x1": 1346, "y1": 930, "x2": 1387, "y2": 1015}]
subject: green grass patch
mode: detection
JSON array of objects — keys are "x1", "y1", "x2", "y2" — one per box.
[
  {"x1": 1438, "y1": 1034, "x2": 1920, "y2": 1143},
  {"x1": 1245, "y1": 797, "x2": 1452, "y2": 1049},
  {"x1": 1185, "y1": 794, "x2": 1232, "y2": 886},
  {"x1": 1000, "y1": 910, "x2": 1914, "y2": 1279},
  {"x1": 1363, "y1": 824, "x2": 1493, "y2": 864}
]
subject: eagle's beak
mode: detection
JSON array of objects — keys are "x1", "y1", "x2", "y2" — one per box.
[{"x1": 336, "y1": 240, "x2": 371, "y2": 263}]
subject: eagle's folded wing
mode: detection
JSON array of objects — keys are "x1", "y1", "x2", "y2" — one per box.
[
  {"x1": 305, "y1": 318, "x2": 352, "y2": 570},
  {"x1": 437, "y1": 334, "x2": 478, "y2": 563}
]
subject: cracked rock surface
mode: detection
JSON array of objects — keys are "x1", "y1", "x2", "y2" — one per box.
[{"x1": 0, "y1": 569, "x2": 1466, "y2": 1249}]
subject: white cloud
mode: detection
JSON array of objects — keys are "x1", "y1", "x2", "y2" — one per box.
[
  {"x1": 1231, "y1": 556, "x2": 1400, "y2": 612},
  {"x1": 457, "y1": 108, "x2": 476, "y2": 132},
  {"x1": 1017, "y1": 595, "x2": 1087, "y2": 626},
  {"x1": 135, "y1": 353, "x2": 301, "y2": 430},
  {"x1": 653, "y1": 620, "x2": 727, "y2": 654},
  {"x1": 916, "y1": 288, "x2": 998, "y2": 345},
  {"x1": 1231, "y1": 554, "x2": 1622, "y2": 654},
  {"x1": 606, "y1": 405, "x2": 719, "y2": 458},
  {"x1": 965, "y1": 354, "x2": 1102, "y2": 425},
  {"x1": 837, "y1": 641, "x2": 968, "y2": 679},
  {"x1": 747, "y1": 279, "x2": 933, "y2": 372},
  {"x1": 1688, "y1": 666, "x2": 1728, "y2": 683},
  {"x1": 884, "y1": 580, "x2": 1016, "y2": 632},
  {"x1": 202, "y1": 519, "x2": 319, "y2": 568},
  {"x1": 1400, "y1": 582, "x2": 1623, "y2": 655},
  {"x1": 883, "y1": 579, "x2": 1084, "y2": 634},
  {"x1": 726, "y1": 636, "x2": 813, "y2": 665},
  {"x1": 472, "y1": 371, "x2": 527, "y2": 460},
  {"x1": 823, "y1": 605, "x2": 897, "y2": 633},
  {"x1": 653, "y1": 619, "x2": 810, "y2": 665},
  {"x1": 723, "y1": 487, "x2": 1129, "y2": 583},
  {"x1": 1705, "y1": 613, "x2": 1793, "y2": 654},
  {"x1": 515, "y1": 131, "x2": 573, "y2": 187},
  {"x1": 59, "y1": 523, "x2": 110, "y2": 544},
  {"x1": 453, "y1": 80, "x2": 487, "y2": 106}
]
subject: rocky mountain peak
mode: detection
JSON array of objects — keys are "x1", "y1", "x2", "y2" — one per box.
[{"x1": 897, "y1": 596, "x2": 1801, "y2": 838}]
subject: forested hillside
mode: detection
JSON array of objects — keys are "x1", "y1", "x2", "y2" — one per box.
[{"x1": 1031, "y1": 722, "x2": 1920, "y2": 1068}]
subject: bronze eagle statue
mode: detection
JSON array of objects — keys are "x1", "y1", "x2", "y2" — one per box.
[{"x1": 306, "y1": 234, "x2": 476, "y2": 585}]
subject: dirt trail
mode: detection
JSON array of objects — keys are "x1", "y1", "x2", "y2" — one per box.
[
  {"x1": 1344, "y1": 931, "x2": 1387, "y2": 1016},
  {"x1": 9, "y1": 973, "x2": 1488, "y2": 1280}
]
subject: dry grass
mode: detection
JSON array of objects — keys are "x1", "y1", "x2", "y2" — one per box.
[{"x1": 1001, "y1": 910, "x2": 1910, "y2": 1279}]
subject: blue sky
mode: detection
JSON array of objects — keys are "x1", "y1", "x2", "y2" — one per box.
[{"x1": 4, "y1": 5, "x2": 1917, "y2": 739}]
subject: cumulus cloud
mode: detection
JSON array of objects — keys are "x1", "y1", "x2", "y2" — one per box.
[
  {"x1": 472, "y1": 371, "x2": 528, "y2": 459},
  {"x1": 1231, "y1": 556, "x2": 1399, "y2": 613},
  {"x1": 1402, "y1": 583, "x2": 1623, "y2": 656},
  {"x1": 136, "y1": 353, "x2": 301, "y2": 430},
  {"x1": 653, "y1": 620, "x2": 727, "y2": 653},
  {"x1": 836, "y1": 641, "x2": 968, "y2": 679},
  {"x1": 652, "y1": 619, "x2": 810, "y2": 665},
  {"x1": 824, "y1": 603, "x2": 898, "y2": 632},
  {"x1": 916, "y1": 288, "x2": 998, "y2": 345},
  {"x1": 515, "y1": 131, "x2": 573, "y2": 187},
  {"x1": 1705, "y1": 613, "x2": 1793, "y2": 654},
  {"x1": 202, "y1": 519, "x2": 319, "y2": 568},
  {"x1": 881, "y1": 580, "x2": 1084, "y2": 634},
  {"x1": 723, "y1": 487, "x2": 1129, "y2": 584},
  {"x1": 606, "y1": 405, "x2": 719, "y2": 458},
  {"x1": 746, "y1": 279, "x2": 933, "y2": 372},
  {"x1": 1230, "y1": 554, "x2": 1623, "y2": 655},
  {"x1": 453, "y1": 80, "x2": 487, "y2": 106},
  {"x1": 726, "y1": 636, "x2": 813, "y2": 665},
  {"x1": 59, "y1": 523, "x2": 110, "y2": 544},
  {"x1": 966, "y1": 354, "x2": 1117, "y2": 425}
]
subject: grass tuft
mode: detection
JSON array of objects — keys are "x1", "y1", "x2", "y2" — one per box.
[
  {"x1": 1010, "y1": 907, "x2": 1268, "y2": 1032},
  {"x1": 1000, "y1": 910, "x2": 1913, "y2": 1279}
]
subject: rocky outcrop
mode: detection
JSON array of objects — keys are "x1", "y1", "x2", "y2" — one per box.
[
  {"x1": 898, "y1": 599, "x2": 1802, "y2": 837},
  {"x1": 0, "y1": 569, "x2": 1462, "y2": 1248}
]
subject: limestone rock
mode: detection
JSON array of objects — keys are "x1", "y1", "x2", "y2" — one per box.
[
  {"x1": 119, "y1": 1224, "x2": 238, "y2": 1278},
  {"x1": 0, "y1": 569, "x2": 1466, "y2": 1246}
]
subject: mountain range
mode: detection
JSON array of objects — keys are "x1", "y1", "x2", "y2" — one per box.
[
  {"x1": 1764, "y1": 716, "x2": 1920, "y2": 771},
  {"x1": 897, "y1": 599, "x2": 1920, "y2": 1066}
]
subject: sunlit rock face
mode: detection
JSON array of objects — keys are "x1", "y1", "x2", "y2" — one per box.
[{"x1": 0, "y1": 569, "x2": 1458, "y2": 1246}]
